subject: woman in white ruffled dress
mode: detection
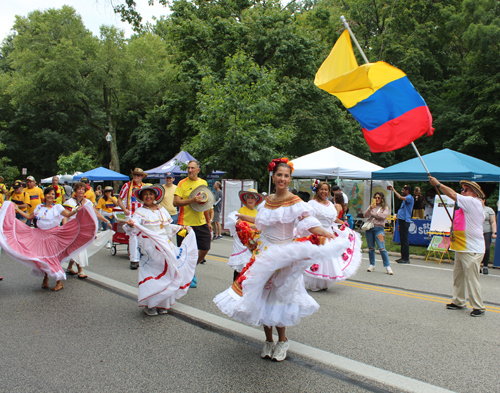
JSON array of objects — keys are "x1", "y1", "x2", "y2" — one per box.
[
  {"x1": 214, "y1": 159, "x2": 361, "y2": 362},
  {"x1": 226, "y1": 188, "x2": 264, "y2": 281},
  {"x1": 302, "y1": 182, "x2": 361, "y2": 291},
  {"x1": 64, "y1": 182, "x2": 114, "y2": 279},
  {"x1": 125, "y1": 186, "x2": 198, "y2": 316}
]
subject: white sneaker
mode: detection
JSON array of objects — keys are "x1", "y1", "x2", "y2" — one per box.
[
  {"x1": 272, "y1": 340, "x2": 289, "y2": 361},
  {"x1": 143, "y1": 307, "x2": 158, "y2": 316},
  {"x1": 386, "y1": 267, "x2": 394, "y2": 275},
  {"x1": 367, "y1": 265, "x2": 375, "y2": 272},
  {"x1": 157, "y1": 308, "x2": 168, "y2": 315},
  {"x1": 261, "y1": 341, "x2": 275, "y2": 359}
]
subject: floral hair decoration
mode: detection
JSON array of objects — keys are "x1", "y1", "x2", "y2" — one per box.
[
  {"x1": 267, "y1": 157, "x2": 294, "y2": 173},
  {"x1": 311, "y1": 179, "x2": 320, "y2": 193}
]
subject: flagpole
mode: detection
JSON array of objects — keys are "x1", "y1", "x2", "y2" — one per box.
[{"x1": 340, "y1": 15, "x2": 453, "y2": 223}]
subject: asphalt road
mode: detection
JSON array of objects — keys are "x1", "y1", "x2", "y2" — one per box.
[{"x1": 1, "y1": 234, "x2": 499, "y2": 393}]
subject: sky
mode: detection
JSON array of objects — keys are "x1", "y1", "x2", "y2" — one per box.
[{"x1": 0, "y1": 0, "x2": 171, "y2": 41}]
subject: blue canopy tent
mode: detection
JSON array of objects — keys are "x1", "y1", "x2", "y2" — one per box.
[
  {"x1": 371, "y1": 149, "x2": 500, "y2": 182},
  {"x1": 73, "y1": 167, "x2": 129, "y2": 181},
  {"x1": 372, "y1": 148, "x2": 500, "y2": 266},
  {"x1": 145, "y1": 151, "x2": 224, "y2": 179}
]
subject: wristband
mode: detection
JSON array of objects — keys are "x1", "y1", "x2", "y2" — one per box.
[{"x1": 436, "y1": 183, "x2": 441, "y2": 189}]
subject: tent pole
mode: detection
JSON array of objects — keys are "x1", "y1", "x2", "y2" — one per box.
[
  {"x1": 494, "y1": 181, "x2": 500, "y2": 267},
  {"x1": 341, "y1": 15, "x2": 451, "y2": 223},
  {"x1": 268, "y1": 172, "x2": 272, "y2": 194}
]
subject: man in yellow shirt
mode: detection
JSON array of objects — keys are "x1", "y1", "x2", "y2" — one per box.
[
  {"x1": 0, "y1": 176, "x2": 8, "y2": 195},
  {"x1": 159, "y1": 172, "x2": 178, "y2": 223},
  {"x1": 52, "y1": 176, "x2": 66, "y2": 204},
  {"x1": 25, "y1": 176, "x2": 44, "y2": 227},
  {"x1": 10, "y1": 180, "x2": 31, "y2": 223},
  {"x1": 81, "y1": 177, "x2": 96, "y2": 205},
  {"x1": 174, "y1": 161, "x2": 213, "y2": 287}
]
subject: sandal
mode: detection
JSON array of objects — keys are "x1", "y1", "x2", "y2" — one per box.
[
  {"x1": 66, "y1": 269, "x2": 78, "y2": 276},
  {"x1": 78, "y1": 274, "x2": 88, "y2": 279}
]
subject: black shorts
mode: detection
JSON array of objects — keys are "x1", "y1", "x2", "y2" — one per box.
[{"x1": 177, "y1": 223, "x2": 211, "y2": 251}]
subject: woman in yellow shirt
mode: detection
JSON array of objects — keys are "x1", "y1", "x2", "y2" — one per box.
[
  {"x1": 96, "y1": 186, "x2": 118, "y2": 232},
  {"x1": 227, "y1": 189, "x2": 264, "y2": 281}
]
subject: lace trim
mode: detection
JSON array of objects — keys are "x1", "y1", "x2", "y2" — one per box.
[{"x1": 264, "y1": 195, "x2": 302, "y2": 210}]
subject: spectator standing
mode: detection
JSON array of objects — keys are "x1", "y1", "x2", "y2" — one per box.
[
  {"x1": 25, "y1": 176, "x2": 44, "y2": 227},
  {"x1": 174, "y1": 160, "x2": 213, "y2": 287},
  {"x1": 213, "y1": 181, "x2": 223, "y2": 240},
  {"x1": 52, "y1": 176, "x2": 66, "y2": 204},
  {"x1": 117, "y1": 168, "x2": 148, "y2": 269},
  {"x1": 480, "y1": 198, "x2": 496, "y2": 275},
  {"x1": 364, "y1": 192, "x2": 392, "y2": 274},
  {"x1": 63, "y1": 182, "x2": 73, "y2": 200},
  {"x1": 9, "y1": 181, "x2": 30, "y2": 222},
  {"x1": 413, "y1": 187, "x2": 425, "y2": 219},
  {"x1": 158, "y1": 172, "x2": 178, "y2": 224},
  {"x1": 331, "y1": 185, "x2": 349, "y2": 205},
  {"x1": 428, "y1": 176, "x2": 486, "y2": 317},
  {"x1": 0, "y1": 176, "x2": 8, "y2": 195},
  {"x1": 392, "y1": 185, "x2": 414, "y2": 264}
]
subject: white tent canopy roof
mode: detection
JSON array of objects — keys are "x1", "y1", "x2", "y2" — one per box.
[
  {"x1": 290, "y1": 146, "x2": 383, "y2": 179},
  {"x1": 41, "y1": 172, "x2": 83, "y2": 184}
]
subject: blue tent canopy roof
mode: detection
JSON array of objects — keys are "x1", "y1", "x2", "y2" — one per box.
[
  {"x1": 371, "y1": 149, "x2": 500, "y2": 182},
  {"x1": 73, "y1": 167, "x2": 129, "y2": 181}
]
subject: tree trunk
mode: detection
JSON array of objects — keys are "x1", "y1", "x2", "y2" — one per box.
[{"x1": 104, "y1": 85, "x2": 124, "y2": 193}]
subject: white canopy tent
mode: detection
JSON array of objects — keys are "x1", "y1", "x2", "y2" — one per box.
[
  {"x1": 290, "y1": 146, "x2": 383, "y2": 179},
  {"x1": 41, "y1": 172, "x2": 83, "y2": 184}
]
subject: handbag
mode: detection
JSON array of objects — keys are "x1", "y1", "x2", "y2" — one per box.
[{"x1": 361, "y1": 207, "x2": 382, "y2": 232}]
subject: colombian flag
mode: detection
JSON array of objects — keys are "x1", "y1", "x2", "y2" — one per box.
[{"x1": 315, "y1": 30, "x2": 434, "y2": 153}]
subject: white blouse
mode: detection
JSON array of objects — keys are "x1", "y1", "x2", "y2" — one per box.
[{"x1": 33, "y1": 204, "x2": 65, "y2": 230}]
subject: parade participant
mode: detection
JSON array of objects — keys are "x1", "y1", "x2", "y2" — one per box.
[
  {"x1": 25, "y1": 176, "x2": 44, "y2": 227},
  {"x1": 81, "y1": 178, "x2": 96, "y2": 205},
  {"x1": 125, "y1": 186, "x2": 198, "y2": 316},
  {"x1": 227, "y1": 189, "x2": 264, "y2": 281},
  {"x1": 9, "y1": 181, "x2": 30, "y2": 223},
  {"x1": 52, "y1": 176, "x2": 66, "y2": 204},
  {"x1": 333, "y1": 191, "x2": 346, "y2": 225},
  {"x1": 302, "y1": 182, "x2": 361, "y2": 291},
  {"x1": 174, "y1": 161, "x2": 213, "y2": 287},
  {"x1": 158, "y1": 172, "x2": 178, "y2": 224},
  {"x1": 213, "y1": 181, "x2": 223, "y2": 240},
  {"x1": 14, "y1": 186, "x2": 82, "y2": 290},
  {"x1": 428, "y1": 176, "x2": 486, "y2": 317},
  {"x1": 364, "y1": 192, "x2": 392, "y2": 275},
  {"x1": 117, "y1": 168, "x2": 148, "y2": 269},
  {"x1": 391, "y1": 185, "x2": 414, "y2": 264},
  {"x1": 214, "y1": 158, "x2": 360, "y2": 361},
  {"x1": 64, "y1": 182, "x2": 114, "y2": 279}
]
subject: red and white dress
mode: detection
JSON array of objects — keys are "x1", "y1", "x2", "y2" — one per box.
[
  {"x1": 214, "y1": 195, "x2": 361, "y2": 327},
  {"x1": 302, "y1": 199, "x2": 361, "y2": 291},
  {"x1": 125, "y1": 207, "x2": 198, "y2": 311},
  {"x1": 119, "y1": 181, "x2": 144, "y2": 262},
  {"x1": 64, "y1": 198, "x2": 114, "y2": 267},
  {"x1": 0, "y1": 201, "x2": 98, "y2": 281}
]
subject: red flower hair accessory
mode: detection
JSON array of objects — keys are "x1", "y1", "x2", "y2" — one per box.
[{"x1": 267, "y1": 157, "x2": 294, "y2": 173}]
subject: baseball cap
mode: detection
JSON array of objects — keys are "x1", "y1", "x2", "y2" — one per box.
[
  {"x1": 165, "y1": 172, "x2": 174, "y2": 178},
  {"x1": 26, "y1": 176, "x2": 35, "y2": 181},
  {"x1": 13, "y1": 180, "x2": 24, "y2": 189}
]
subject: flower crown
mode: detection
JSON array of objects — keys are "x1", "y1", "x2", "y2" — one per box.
[
  {"x1": 267, "y1": 157, "x2": 294, "y2": 173},
  {"x1": 311, "y1": 179, "x2": 320, "y2": 193}
]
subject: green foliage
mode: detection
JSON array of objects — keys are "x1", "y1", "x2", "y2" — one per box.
[
  {"x1": 57, "y1": 150, "x2": 98, "y2": 174},
  {"x1": 185, "y1": 52, "x2": 290, "y2": 180}
]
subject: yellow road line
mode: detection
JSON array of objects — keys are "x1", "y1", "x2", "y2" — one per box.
[{"x1": 207, "y1": 254, "x2": 499, "y2": 314}]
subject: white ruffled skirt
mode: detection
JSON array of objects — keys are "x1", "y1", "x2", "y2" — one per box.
[
  {"x1": 213, "y1": 232, "x2": 354, "y2": 327},
  {"x1": 134, "y1": 224, "x2": 198, "y2": 310},
  {"x1": 303, "y1": 225, "x2": 362, "y2": 291}
]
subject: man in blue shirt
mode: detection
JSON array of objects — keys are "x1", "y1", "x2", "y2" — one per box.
[{"x1": 392, "y1": 185, "x2": 414, "y2": 264}]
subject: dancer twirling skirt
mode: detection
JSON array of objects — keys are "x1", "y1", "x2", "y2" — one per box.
[
  {"x1": 214, "y1": 159, "x2": 361, "y2": 362},
  {"x1": 125, "y1": 186, "x2": 198, "y2": 316},
  {"x1": 303, "y1": 181, "x2": 361, "y2": 291}
]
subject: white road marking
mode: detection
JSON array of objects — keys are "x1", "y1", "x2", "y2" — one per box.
[{"x1": 83, "y1": 268, "x2": 455, "y2": 393}]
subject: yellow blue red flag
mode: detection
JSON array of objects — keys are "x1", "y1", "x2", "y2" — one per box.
[{"x1": 315, "y1": 30, "x2": 434, "y2": 153}]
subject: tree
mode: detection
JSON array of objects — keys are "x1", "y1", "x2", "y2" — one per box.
[
  {"x1": 185, "y1": 52, "x2": 290, "y2": 179},
  {"x1": 57, "y1": 150, "x2": 99, "y2": 174}
]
